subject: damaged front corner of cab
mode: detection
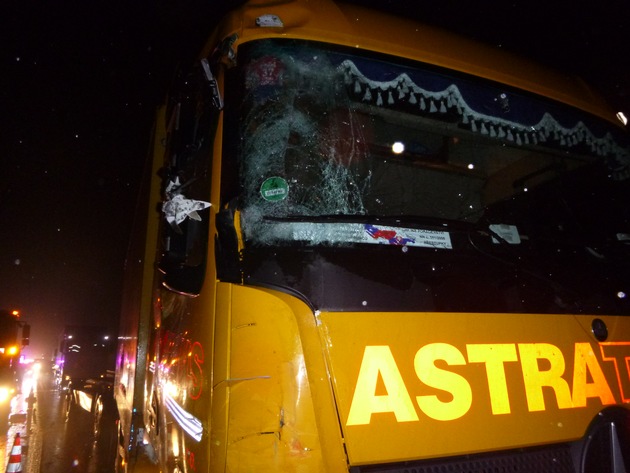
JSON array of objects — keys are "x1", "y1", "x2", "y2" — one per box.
[{"x1": 225, "y1": 401, "x2": 319, "y2": 469}]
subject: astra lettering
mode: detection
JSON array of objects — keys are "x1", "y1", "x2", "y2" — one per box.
[
  {"x1": 346, "y1": 346, "x2": 419, "y2": 425},
  {"x1": 600, "y1": 342, "x2": 630, "y2": 403},
  {"x1": 346, "y1": 342, "x2": 630, "y2": 426}
]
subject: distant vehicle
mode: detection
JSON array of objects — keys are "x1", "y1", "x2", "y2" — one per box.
[
  {"x1": 0, "y1": 309, "x2": 29, "y2": 422},
  {"x1": 115, "y1": 0, "x2": 630, "y2": 471}
]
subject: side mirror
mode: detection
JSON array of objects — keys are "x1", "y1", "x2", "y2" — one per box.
[{"x1": 159, "y1": 207, "x2": 210, "y2": 296}]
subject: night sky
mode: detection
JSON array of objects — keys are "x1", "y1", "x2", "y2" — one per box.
[{"x1": 2, "y1": 0, "x2": 629, "y2": 358}]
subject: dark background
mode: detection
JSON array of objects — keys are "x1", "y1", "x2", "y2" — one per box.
[{"x1": 2, "y1": 0, "x2": 629, "y2": 357}]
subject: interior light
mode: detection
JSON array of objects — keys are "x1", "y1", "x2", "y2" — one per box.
[
  {"x1": 617, "y1": 112, "x2": 628, "y2": 126},
  {"x1": 392, "y1": 141, "x2": 405, "y2": 154}
]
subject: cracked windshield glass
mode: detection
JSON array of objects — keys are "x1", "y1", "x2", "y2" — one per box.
[{"x1": 231, "y1": 39, "x2": 629, "y2": 251}]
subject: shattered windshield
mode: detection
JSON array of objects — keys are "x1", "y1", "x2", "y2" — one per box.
[{"x1": 229, "y1": 39, "x2": 630, "y2": 250}]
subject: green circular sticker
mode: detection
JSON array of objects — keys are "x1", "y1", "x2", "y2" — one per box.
[{"x1": 260, "y1": 176, "x2": 289, "y2": 202}]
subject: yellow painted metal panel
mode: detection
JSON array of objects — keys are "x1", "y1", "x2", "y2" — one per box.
[
  {"x1": 211, "y1": 282, "x2": 232, "y2": 471},
  {"x1": 226, "y1": 285, "x2": 327, "y2": 471},
  {"x1": 319, "y1": 311, "x2": 630, "y2": 465}
]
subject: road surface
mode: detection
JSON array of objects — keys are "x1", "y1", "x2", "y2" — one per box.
[{"x1": 2, "y1": 363, "x2": 116, "y2": 473}]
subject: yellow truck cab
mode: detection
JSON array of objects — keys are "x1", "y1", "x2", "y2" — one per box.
[{"x1": 115, "y1": 0, "x2": 630, "y2": 471}]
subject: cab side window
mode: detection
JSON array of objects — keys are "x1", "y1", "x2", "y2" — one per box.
[{"x1": 159, "y1": 62, "x2": 220, "y2": 295}]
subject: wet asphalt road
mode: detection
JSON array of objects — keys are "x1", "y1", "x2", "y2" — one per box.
[
  {"x1": 2, "y1": 368, "x2": 116, "y2": 473},
  {"x1": 39, "y1": 376, "x2": 115, "y2": 472}
]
